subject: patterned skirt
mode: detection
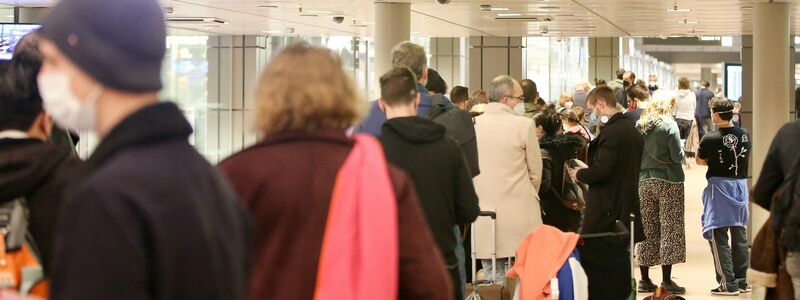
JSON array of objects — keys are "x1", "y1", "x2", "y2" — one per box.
[{"x1": 636, "y1": 179, "x2": 687, "y2": 267}]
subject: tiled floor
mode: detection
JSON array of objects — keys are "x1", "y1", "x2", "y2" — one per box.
[{"x1": 635, "y1": 162, "x2": 758, "y2": 300}]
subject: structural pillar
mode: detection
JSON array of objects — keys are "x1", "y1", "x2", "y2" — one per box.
[
  {"x1": 751, "y1": 2, "x2": 791, "y2": 242},
  {"x1": 588, "y1": 37, "x2": 621, "y2": 84},
  {"x1": 700, "y1": 67, "x2": 713, "y2": 87},
  {"x1": 375, "y1": 2, "x2": 410, "y2": 77},
  {"x1": 467, "y1": 37, "x2": 524, "y2": 90},
  {"x1": 429, "y1": 37, "x2": 467, "y2": 89}
]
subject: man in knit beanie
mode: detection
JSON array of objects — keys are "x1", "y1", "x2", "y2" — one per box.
[{"x1": 34, "y1": 0, "x2": 251, "y2": 298}]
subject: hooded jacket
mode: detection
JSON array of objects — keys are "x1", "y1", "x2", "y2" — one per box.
[
  {"x1": 675, "y1": 89, "x2": 697, "y2": 121},
  {"x1": 379, "y1": 117, "x2": 479, "y2": 265},
  {"x1": 539, "y1": 134, "x2": 586, "y2": 232},
  {"x1": 0, "y1": 137, "x2": 80, "y2": 271}
]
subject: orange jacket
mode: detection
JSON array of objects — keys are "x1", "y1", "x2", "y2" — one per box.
[{"x1": 507, "y1": 225, "x2": 579, "y2": 300}]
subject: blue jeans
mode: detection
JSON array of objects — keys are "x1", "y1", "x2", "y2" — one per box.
[{"x1": 708, "y1": 226, "x2": 749, "y2": 292}]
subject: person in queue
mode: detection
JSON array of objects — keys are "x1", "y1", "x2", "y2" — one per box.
[
  {"x1": 378, "y1": 67, "x2": 479, "y2": 299},
  {"x1": 472, "y1": 75, "x2": 543, "y2": 284},
  {"x1": 635, "y1": 97, "x2": 687, "y2": 294},
  {"x1": 696, "y1": 97, "x2": 752, "y2": 296},
  {"x1": 569, "y1": 86, "x2": 644, "y2": 299},
  {"x1": 358, "y1": 42, "x2": 432, "y2": 136},
  {"x1": 0, "y1": 32, "x2": 81, "y2": 275},
  {"x1": 218, "y1": 44, "x2": 451, "y2": 300},
  {"x1": 36, "y1": 0, "x2": 252, "y2": 298},
  {"x1": 536, "y1": 110, "x2": 585, "y2": 232}
]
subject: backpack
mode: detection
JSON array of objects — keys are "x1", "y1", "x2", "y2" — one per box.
[
  {"x1": 428, "y1": 97, "x2": 480, "y2": 177},
  {"x1": 541, "y1": 150, "x2": 588, "y2": 211},
  {"x1": 0, "y1": 198, "x2": 48, "y2": 297}
]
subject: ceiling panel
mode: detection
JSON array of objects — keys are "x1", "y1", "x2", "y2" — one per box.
[{"x1": 5, "y1": 0, "x2": 800, "y2": 38}]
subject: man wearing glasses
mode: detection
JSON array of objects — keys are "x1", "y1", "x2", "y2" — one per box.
[{"x1": 471, "y1": 75, "x2": 543, "y2": 284}]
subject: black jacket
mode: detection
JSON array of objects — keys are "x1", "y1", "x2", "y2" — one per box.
[
  {"x1": 539, "y1": 134, "x2": 585, "y2": 232},
  {"x1": 379, "y1": 117, "x2": 479, "y2": 264},
  {"x1": 428, "y1": 96, "x2": 480, "y2": 177},
  {"x1": 754, "y1": 120, "x2": 800, "y2": 210},
  {"x1": 0, "y1": 138, "x2": 80, "y2": 271},
  {"x1": 51, "y1": 103, "x2": 252, "y2": 300},
  {"x1": 577, "y1": 113, "x2": 645, "y2": 242}
]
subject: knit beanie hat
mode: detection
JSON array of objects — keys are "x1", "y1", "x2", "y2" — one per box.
[{"x1": 40, "y1": 0, "x2": 166, "y2": 92}]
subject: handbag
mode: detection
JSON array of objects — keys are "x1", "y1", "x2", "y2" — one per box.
[{"x1": 559, "y1": 159, "x2": 588, "y2": 211}]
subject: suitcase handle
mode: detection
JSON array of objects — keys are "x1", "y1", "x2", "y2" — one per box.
[{"x1": 478, "y1": 211, "x2": 496, "y2": 219}]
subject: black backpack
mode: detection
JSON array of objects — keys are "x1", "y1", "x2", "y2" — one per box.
[{"x1": 428, "y1": 95, "x2": 480, "y2": 177}]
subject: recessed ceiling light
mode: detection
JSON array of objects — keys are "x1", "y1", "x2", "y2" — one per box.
[
  {"x1": 677, "y1": 18, "x2": 699, "y2": 24},
  {"x1": 490, "y1": 7, "x2": 510, "y2": 11},
  {"x1": 497, "y1": 13, "x2": 521, "y2": 17},
  {"x1": 258, "y1": 5, "x2": 278, "y2": 8},
  {"x1": 666, "y1": 2, "x2": 692, "y2": 12}
]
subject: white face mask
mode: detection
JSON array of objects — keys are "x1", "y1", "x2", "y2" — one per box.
[
  {"x1": 513, "y1": 101, "x2": 525, "y2": 116},
  {"x1": 38, "y1": 71, "x2": 103, "y2": 132},
  {"x1": 564, "y1": 101, "x2": 574, "y2": 109}
]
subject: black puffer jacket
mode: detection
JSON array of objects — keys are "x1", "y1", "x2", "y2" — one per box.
[
  {"x1": 0, "y1": 138, "x2": 80, "y2": 271},
  {"x1": 539, "y1": 134, "x2": 585, "y2": 232}
]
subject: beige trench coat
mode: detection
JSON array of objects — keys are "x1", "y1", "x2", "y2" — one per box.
[{"x1": 472, "y1": 103, "x2": 543, "y2": 259}]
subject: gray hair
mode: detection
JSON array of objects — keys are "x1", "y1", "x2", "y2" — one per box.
[
  {"x1": 488, "y1": 75, "x2": 516, "y2": 102},
  {"x1": 391, "y1": 42, "x2": 427, "y2": 79}
]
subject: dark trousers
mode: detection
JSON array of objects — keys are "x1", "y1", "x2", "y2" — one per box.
[
  {"x1": 676, "y1": 119, "x2": 693, "y2": 140},
  {"x1": 579, "y1": 237, "x2": 632, "y2": 300},
  {"x1": 708, "y1": 226, "x2": 749, "y2": 292}
]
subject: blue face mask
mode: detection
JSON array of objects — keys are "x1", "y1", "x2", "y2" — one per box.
[{"x1": 588, "y1": 112, "x2": 598, "y2": 123}]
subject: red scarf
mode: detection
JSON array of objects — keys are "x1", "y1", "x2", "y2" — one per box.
[{"x1": 314, "y1": 135, "x2": 398, "y2": 300}]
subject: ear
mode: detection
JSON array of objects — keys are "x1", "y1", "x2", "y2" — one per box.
[
  {"x1": 378, "y1": 99, "x2": 387, "y2": 112},
  {"x1": 421, "y1": 68, "x2": 428, "y2": 83}
]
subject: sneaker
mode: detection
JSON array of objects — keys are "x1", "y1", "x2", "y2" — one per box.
[
  {"x1": 710, "y1": 287, "x2": 740, "y2": 296},
  {"x1": 638, "y1": 279, "x2": 657, "y2": 293},
  {"x1": 739, "y1": 284, "x2": 752, "y2": 293},
  {"x1": 661, "y1": 280, "x2": 686, "y2": 294}
]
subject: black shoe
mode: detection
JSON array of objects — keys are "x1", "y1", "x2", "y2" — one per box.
[
  {"x1": 710, "y1": 287, "x2": 740, "y2": 296},
  {"x1": 661, "y1": 280, "x2": 686, "y2": 294},
  {"x1": 638, "y1": 279, "x2": 657, "y2": 293}
]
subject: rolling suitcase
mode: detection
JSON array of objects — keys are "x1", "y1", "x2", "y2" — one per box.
[
  {"x1": 627, "y1": 213, "x2": 636, "y2": 300},
  {"x1": 465, "y1": 211, "x2": 510, "y2": 300}
]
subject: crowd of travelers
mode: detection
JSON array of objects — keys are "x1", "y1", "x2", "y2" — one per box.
[{"x1": 0, "y1": 0, "x2": 799, "y2": 299}]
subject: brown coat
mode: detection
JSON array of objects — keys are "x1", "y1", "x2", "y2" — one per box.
[{"x1": 218, "y1": 130, "x2": 452, "y2": 300}]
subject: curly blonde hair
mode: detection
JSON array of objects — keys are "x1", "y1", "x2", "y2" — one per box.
[
  {"x1": 636, "y1": 96, "x2": 676, "y2": 134},
  {"x1": 255, "y1": 43, "x2": 364, "y2": 134}
]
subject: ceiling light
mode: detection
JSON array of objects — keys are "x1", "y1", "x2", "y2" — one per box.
[
  {"x1": 666, "y1": 1, "x2": 692, "y2": 12},
  {"x1": 676, "y1": 18, "x2": 699, "y2": 24},
  {"x1": 258, "y1": 5, "x2": 278, "y2": 8},
  {"x1": 490, "y1": 7, "x2": 510, "y2": 11},
  {"x1": 497, "y1": 13, "x2": 521, "y2": 17}
]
